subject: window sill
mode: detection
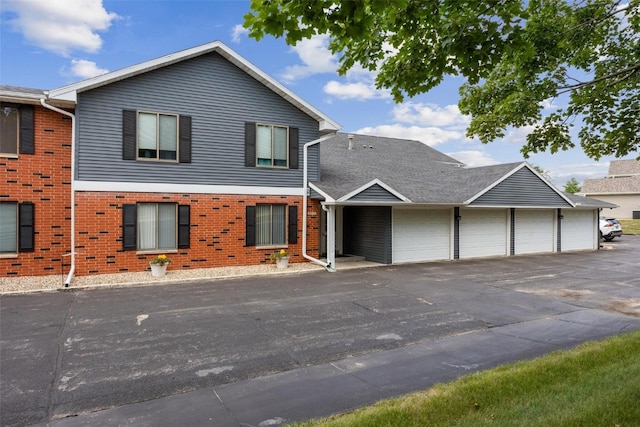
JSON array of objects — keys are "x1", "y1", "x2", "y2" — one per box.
[
  {"x1": 256, "y1": 245, "x2": 288, "y2": 250},
  {"x1": 136, "y1": 249, "x2": 179, "y2": 255},
  {"x1": 0, "y1": 154, "x2": 18, "y2": 159},
  {"x1": 0, "y1": 253, "x2": 18, "y2": 259}
]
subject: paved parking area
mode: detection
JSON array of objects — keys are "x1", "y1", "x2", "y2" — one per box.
[{"x1": 1, "y1": 236, "x2": 639, "y2": 427}]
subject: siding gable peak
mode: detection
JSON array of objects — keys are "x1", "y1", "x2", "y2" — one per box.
[
  {"x1": 46, "y1": 41, "x2": 340, "y2": 133},
  {"x1": 466, "y1": 163, "x2": 574, "y2": 208},
  {"x1": 338, "y1": 179, "x2": 411, "y2": 203}
]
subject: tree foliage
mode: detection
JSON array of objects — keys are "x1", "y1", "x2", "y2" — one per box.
[
  {"x1": 563, "y1": 178, "x2": 582, "y2": 194},
  {"x1": 244, "y1": 0, "x2": 640, "y2": 160}
]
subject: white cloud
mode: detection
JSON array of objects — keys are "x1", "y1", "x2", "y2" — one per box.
[
  {"x1": 445, "y1": 150, "x2": 500, "y2": 167},
  {"x1": 353, "y1": 124, "x2": 465, "y2": 146},
  {"x1": 547, "y1": 162, "x2": 610, "y2": 183},
  {"x1": 392, "y1": 102, "x2": 470, "y2": 128},
  {"x1": 323, "y1": 80, "x2": 390, "y2": 100},
  {"x1": 500, "y1": 125, "x2": 537, "y2": 145},
  {"x1": 231, "y1": 24, "x2": 248, "y2": 43},
  {"x1": 2, "y1": 0, "x2": 119, "y2": 56},
  {"x1": 280, "y1": 34, "x2": 338, "y2": 82},
  {"x1": 68, "y1": 59, "x2": 108, "y2": 79}
]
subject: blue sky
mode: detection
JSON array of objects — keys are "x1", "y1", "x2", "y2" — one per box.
[{"x1": 1, "y1": 0, "x2": 633, "y2": 186}]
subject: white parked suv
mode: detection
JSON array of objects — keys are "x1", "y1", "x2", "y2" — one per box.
[{"x1": 599, "y1": 217, "x2": 623, "y2": 241}]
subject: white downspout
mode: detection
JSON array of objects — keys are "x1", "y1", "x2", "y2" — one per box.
[
  {"x1": 303, "y1": 134, "x2": 335, "y2": 271},
  {"x1": 40, "y1": 98, "x2": 76, "y2": 287}
]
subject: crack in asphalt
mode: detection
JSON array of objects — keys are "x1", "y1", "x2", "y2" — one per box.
[{"x1": 47, "y1": 292, "x2": 76, "y2": 421}]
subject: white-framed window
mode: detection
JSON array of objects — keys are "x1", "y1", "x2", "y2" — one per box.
[
  {"x1": 0, "y1": 202, "x2": 18, "y2": 254},
  {"x1": 256, "y1": 124, "x2": 288, "y2": 167},
  {"x1": 137, "y1": 203, "x2": 177, "y2": 251},
  {"x1": 256, "y1": 204, "x2": 286, "y2": 246},
  {"x1": 138, "y1": 112, "x2": 178, "y2": 161},
  {"x1": 1, "y1": 106, "x2": 19, "y2": 157}
]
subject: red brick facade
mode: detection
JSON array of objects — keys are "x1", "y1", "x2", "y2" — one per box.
[
  {"x1": 1, "y1": 105, "x2": 72, "y2": 277},
  {"x1": 1, "y1": 104, "x2": 322, "y2": 278},
  {"x1": 72, "y1": 192, "x2": 321, "y2": 276}
]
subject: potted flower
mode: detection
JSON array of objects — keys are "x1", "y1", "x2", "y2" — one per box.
[
  {"x1": 270, "y1": 249, "x2": 290, "y2": 269},
  {"x1": 149, "y1": 254, "x2": 171, "y2": 277}
]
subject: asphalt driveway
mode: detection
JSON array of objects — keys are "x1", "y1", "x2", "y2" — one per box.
[{"x1": 2, "y1": 236, "x2": 639, "y2": 427}]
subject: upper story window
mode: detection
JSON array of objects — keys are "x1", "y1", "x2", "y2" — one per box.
[
  {"x1": 1, "y1": 106, "x2": 20, "y2": 157},
  {"x1": 122, "y1": 110, "x2": 191, "y2": 163},
  {"x1": 245, "y1": 122, "x2": 299, "y2": 170},
  {"x1": 138, "y1": 112, "x2": 178, "y2": 161},
  {"x1": 257, "y1": 124, "x2": 288, "y2": 167},
  {"x1": 1, "y1": 104, "x2": 34, "y2": 157}
]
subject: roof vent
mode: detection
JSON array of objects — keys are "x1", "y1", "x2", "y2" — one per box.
[{"x1": 348, "y1": 134, "x2": 354, "y2": 150}]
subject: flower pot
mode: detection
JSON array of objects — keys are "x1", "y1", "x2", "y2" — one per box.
[
  {"x1": 276, "y1": 257, "x2": 289, "y2": 269},
  {"x1": 150, "y1": 263, "x2": 168, "y2": 277}
]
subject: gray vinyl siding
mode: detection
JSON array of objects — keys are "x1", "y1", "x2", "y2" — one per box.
[
  {"x1": 348, "y1": 184, "x2": 403, "y2": 202},
  {"x1": 75, "y1": 52, "x2": 321, "y2": 185},
  {"x1": 343, "y1": 206, "x2": 392, "y2": 264},
  {"x1": 471, "y1": 168, "x2": 572, "y2": 207}
]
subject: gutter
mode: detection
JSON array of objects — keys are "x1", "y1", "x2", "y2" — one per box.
[
  {"x1": 302, "y1": 134, "x2": 336, "y2": 271},
  {"x1": 40, "y1": 98, "x2": 76, "y2": 287}
]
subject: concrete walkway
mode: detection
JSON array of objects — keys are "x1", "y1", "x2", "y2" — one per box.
[{"x1": 53, "y1": 308, "x2": 640, "y2": 427}]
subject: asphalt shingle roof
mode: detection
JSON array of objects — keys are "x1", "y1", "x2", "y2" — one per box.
[{"x1": 313, "y1": 133, "x2": 522, "y2": 204}]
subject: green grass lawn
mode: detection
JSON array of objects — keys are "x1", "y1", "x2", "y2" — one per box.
[
  {"x1": 619, "y1": 219, "x2": 640, "y2": 235},
  {"x1": 295, "y1": 330, "x2": 640, "y2": 427}
]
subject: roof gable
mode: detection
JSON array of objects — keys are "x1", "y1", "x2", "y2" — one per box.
[
  {"x1": 468, "y1": 164, "x2": 573, "y2": 207},
  {"x1": 46, "y1": 41, "x2": 340, "y2": 133},
  {"x1": 339, "y1": 180, "x2": 410, "y2": 203}
]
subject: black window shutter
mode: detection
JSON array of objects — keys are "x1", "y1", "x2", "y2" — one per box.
[
  {"x1": 288, "y1": 205, "x2": 298, "y2": 244},
  {"x1": 178, "y1": 205, "x2": 190, "y2": 248},
  {"x1": 245, "y1": 205, "x2": 256, "y2": 246},
  {"x1": 245, "y1": 122, "x2": 256, "y2": 167},
  {"x1": 122, "y1": 204, "x2": 137, "y2": 250},
  {"x1": 19, "y1": 105, "x2": 35, "y2": 154},
  {"x1": 289, "y1": 127, "x2": 299, "y2": 169},
  {"x1": 18, "y1": 203, "x2": 35, "y2": 252},
  {"x1": 179, "y1": 115, "x2": 192, "y2": 163},
  {"x1": 122, "y1": 110, "x2": 137, "y2": 160}
]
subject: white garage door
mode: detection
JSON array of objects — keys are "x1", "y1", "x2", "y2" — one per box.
[
  {"x1": 515, "y1": 209, "x2": 555, "y2": 255},
  {"x1": 459, "y1": 209, "x2": 508, "y2": 258},
  {"x1": 561, "y1": 210, "x2": 596, "y2": 251},
  {"x1": 393, "y1": 209, "x2": 450, "y2": 263}
]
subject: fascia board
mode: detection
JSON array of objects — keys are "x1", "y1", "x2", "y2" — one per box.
[
  {"x1": 337, "y1": 178, "x2": 411, "y2": 203},
  {"x1": 308, "y1": 183, "x2": 335, "y2": 202},
  {"x1": 464, "y1": 162, "x2": 576, "y2": 207}
]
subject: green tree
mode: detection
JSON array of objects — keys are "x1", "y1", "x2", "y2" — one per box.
[
  {"x1": 244, "y1": 0, "x2": 640, "y2": 160},
  {"x1": 563, "y1": 178, "x2": 582, "y2": 194},
  {"x1": 531, "y1": 164, "x2": 552, "y2": 181}
]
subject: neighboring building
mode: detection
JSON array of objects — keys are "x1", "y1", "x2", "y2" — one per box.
[
  {"x1": 311, "y1": 134, "x2": 614, "y2": 267},
  {"x1": 580, "y1": 160, "x2": 640, "y2": 219},
  {"x1": 1, "y1": 41, "x2": 616, "y2": 284},
  {"x1": 1, "y1": 86, "x2": 73, "y2": 277}
]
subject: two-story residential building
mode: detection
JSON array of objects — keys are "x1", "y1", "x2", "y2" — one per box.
[
  {"x1": 1, "y1": 86, "x2": 73, "y2": 277},
  {"x1": 2, "y1": 41, "x2": 615, "y2": 286},
  {"x1": 41, "y1": 41, "x2": 340, "y2": 284}
]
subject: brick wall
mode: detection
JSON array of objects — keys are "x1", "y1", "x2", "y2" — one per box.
[
  {"x1": 73, "y1": 192, "x2": 321, "y2": 276},
  {"x1": 1, "y1": 105, "x2": 72, "y2": 277}
]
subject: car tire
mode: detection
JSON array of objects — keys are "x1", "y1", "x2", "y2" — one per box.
[{"x1": 604, "y1": 236, "x2": 614, "y2": 241}]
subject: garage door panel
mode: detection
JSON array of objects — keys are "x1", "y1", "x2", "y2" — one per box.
[
  {"x1": 459, "y1": 209, "x2": 507, "y2": 258},
  {"x1": 562, "y1": 210, "x2": 595, "y2": 251},
  {"x1": 515, "y1": 209, "x2": 554, "y2": 255},
  {"x1": 393, "y1": 209, "x2": 450, "y2": 263}
]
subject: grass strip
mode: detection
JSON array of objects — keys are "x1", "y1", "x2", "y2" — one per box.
[{"x1": 295, "y1": 329, "x2": 640, "y2": 427}]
